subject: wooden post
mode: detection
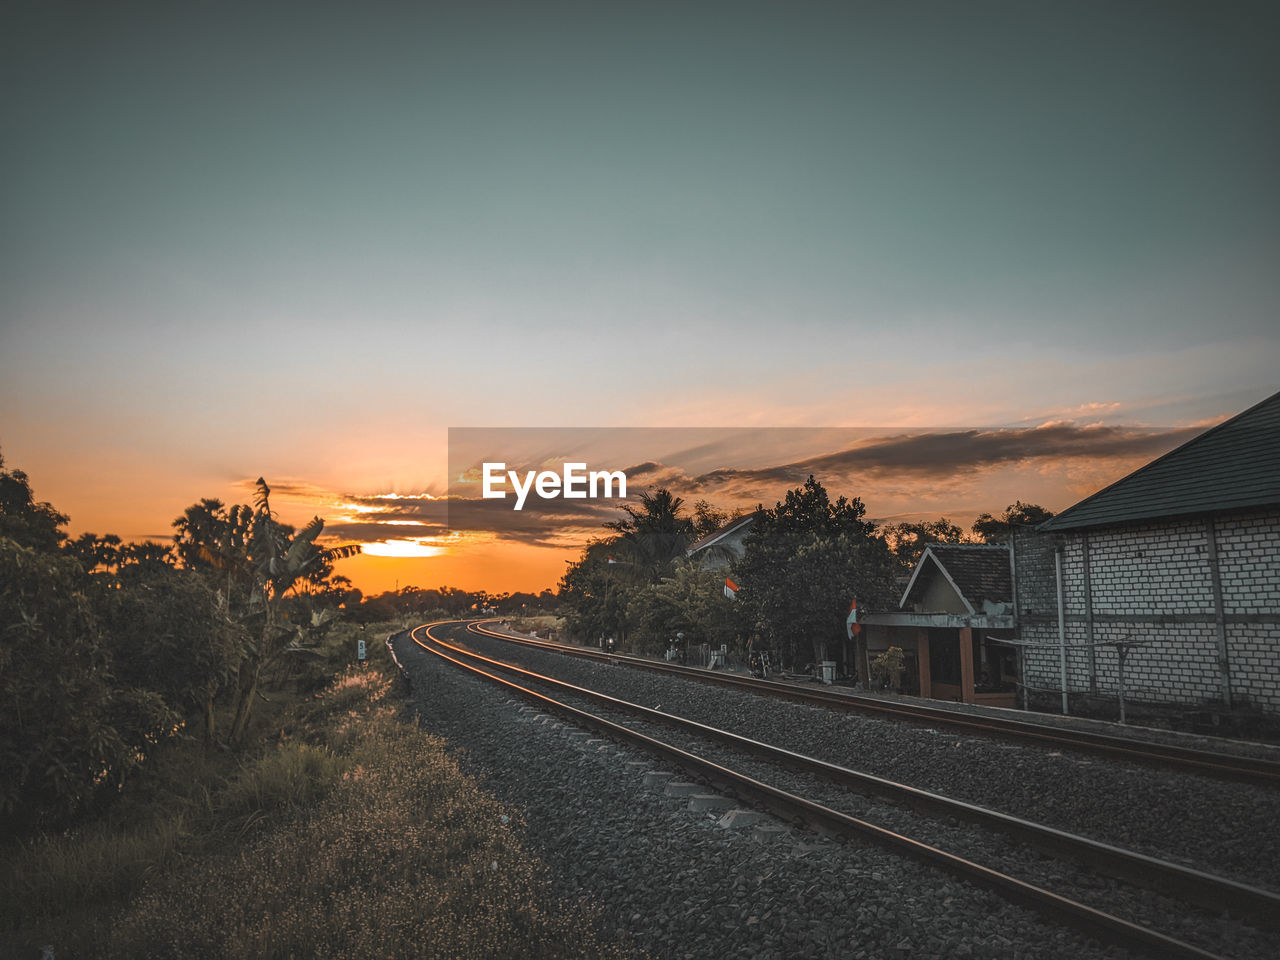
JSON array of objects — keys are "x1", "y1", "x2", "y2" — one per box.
[
  {"x1": 959, "y1": 626, "x2": 975, "y2": 703},
  {"x1": 917, "y1": 628, "x2": 932, "y2": 699}
]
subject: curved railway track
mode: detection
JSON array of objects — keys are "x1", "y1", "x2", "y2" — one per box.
[
  {"x1": 400, "y1": 620, "x2": 1280, "y2": 960},
  {"x1": 466, "y1": 620, "x2": 1280, "y2": 788}
]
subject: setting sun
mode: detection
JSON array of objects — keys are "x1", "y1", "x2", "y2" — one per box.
[{"x1": 359, "y1": 539, "x2": 447, "y2": 558}]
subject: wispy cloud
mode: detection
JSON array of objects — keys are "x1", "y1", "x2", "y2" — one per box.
[
  {"x1": 435, "y1": 422, "x2": 1203, "y2": 545},
  {"x1": 259, "y1": 421, "x2": 1204, "y2": 552},
  {"x1": 610, "y1": 422, "x2": 1202, "y2": 504}
]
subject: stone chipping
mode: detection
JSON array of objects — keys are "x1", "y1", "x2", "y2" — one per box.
[{"x1": 390, "y1": 628, "x2": 1178, "y2": 960}]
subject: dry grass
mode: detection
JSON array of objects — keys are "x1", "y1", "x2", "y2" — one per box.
[
  {"x1": 508, "y1": 615, "x2": 565, "y2": 637},
  {"x1": 2, "y1": 660, "x2": 640, "y2": 960}
]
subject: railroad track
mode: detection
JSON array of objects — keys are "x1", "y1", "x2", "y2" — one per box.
[
  {"x1": 466, "y1": 620, "x2": 1280, "y2": 788},
  {"x1": 402, "y1": 620, "x2": 1280, "y2": 960}
]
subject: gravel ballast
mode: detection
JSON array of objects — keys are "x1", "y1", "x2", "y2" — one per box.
[
  {"x1": 454, "y1": 627, "x2": 1280, "y2": 894},
  {"x1": 470, "y1": 654, "x2": 1278, "y2": 958},
  {"x1": 393, "y1": 627, "x2": 1153, "y2": 960}
]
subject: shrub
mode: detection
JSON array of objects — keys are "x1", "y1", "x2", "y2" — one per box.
[
  {"x1": 870, "y1": 646, "x2": 906, "y2": 692},
  {"x1": 218, "y1": 742, "x2": 348, "y2": 819}
]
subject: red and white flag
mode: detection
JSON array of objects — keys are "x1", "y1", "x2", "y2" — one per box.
[{"x1": 724, "y1": 577, "x2": 738, "y2": 600}]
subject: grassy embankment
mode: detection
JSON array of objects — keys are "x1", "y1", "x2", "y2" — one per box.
[
  {"x1": 505, "y1": 616, "x2": 566, "y2": 639},
  {"x1": 1, "y1": 623, "x2": 638, "y2": 959}
]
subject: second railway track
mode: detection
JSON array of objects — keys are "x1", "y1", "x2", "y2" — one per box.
[{"x1": 466, "y1": 620, "x2": 1280, "y2": 788}]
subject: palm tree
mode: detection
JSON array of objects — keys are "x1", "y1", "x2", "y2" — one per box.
[
  {"x1": 606, "y1": 488, "x2": 696, "y2": 582},
  {"x1": 173, "y1": 499, "x2": 255, "y2": 608}
]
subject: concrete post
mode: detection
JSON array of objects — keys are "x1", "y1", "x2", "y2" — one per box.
[
  {"x1": 1083, "y1": 531, "x2": 1096, "y2": 694},
  {"x1": 1204, "y1": 517, "x2": 1233, "y2": 710},
  {"x1": 1055, "y1": 545, "x2": 1070, "y2": 715}
]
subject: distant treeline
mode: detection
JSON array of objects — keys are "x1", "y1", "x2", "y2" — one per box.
[{"x1": 353, "y1": 585, "x2": 561, "y2": 625}]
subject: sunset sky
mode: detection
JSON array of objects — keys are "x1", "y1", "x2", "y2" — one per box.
[{"x1": 2, "y1": 2, "x2": 1277, "y2": 595}]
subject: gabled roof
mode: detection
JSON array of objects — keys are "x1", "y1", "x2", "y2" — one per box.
[
  {"x1": 900, "y1": 543, "x2": 1012, "y2": 613},
  {"x1": 686, "y1": 513, "x2": 754, "y2": 556},
  {"x1": 1039, "y1": 389, "x2": 1280, "y2": 532}
]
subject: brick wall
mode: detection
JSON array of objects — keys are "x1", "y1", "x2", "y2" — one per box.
[
  {"x1": 1229, "y1": 623, "x2": 1280, "y2": 710},
  {"x1": 1216, "y1": 512, "x2": 1280, "y2": 613},
  {"x1": 1013, "y1": 508, "x2": 1280, "y2": 714}
]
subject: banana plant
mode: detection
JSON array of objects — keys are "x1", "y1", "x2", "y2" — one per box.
[{"x1": 226, "y1": 478, "x2": 361, "y2": 744}]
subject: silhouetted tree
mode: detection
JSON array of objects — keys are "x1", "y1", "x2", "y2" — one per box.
[
  {"x1": 881, "y1": 518, "x2": 965, "y2": 570},
  {"x1": 605, "y1": 488, "x2": 697, "y2": 581},
  {"x1": 99, "y1": 562, "x2": 239, "y2": 746},
  {"x1": 690, "y1": 499, "x2": 743, "y2": 540},
  {"x1": 0, "y1": 451, "x2": 67, "y2": 551},
  {"x1": 225, "y1": 478, "x2": 361, "y2": 744},
  {"x1": 972, "y1": 501, "x2": 1056, "y2": 543},
  {"x1": 558, "y1": 538, "x2": 635, "y2": 643},
  {"x1": 0, "y1": 461, "x2": 175, "y2": 830},
  {"x1": 173, "y1": 498, "x2": 255, "y2": 606},
  {"x1": 734, "y1": 477, "x2": 897, "y2": 668},
  {"x1": 627, "y1": 559, "x2": 744, "y2": 654}
]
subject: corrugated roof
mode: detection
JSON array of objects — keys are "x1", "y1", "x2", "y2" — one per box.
[
  {"x1": 902, "y1": 543, "x2": 1012, "y2": 611},
  {"x1": 1039, "y1": 389, "x2": 1280, "y2": 531},
  {"x1": 686, "y1": 513, "x2": 755, "y2": 555}
]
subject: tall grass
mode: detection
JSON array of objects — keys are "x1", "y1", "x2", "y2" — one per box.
[
  {"x1": 3, "y1": 660, "x2": 641, "y2": 960},
  {"x1": 1, "y1": 815, "x2": 188, "y2": 929}
]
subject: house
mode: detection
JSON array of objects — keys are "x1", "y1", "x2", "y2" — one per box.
[
  {"x1": 686, "y1": 513, "x2": 755, "y2": 570},
  {"x1": 1014, "y1": 389, "x2": 1280, "y2": 717},
  {"x1": 858, "y1": 543, "x2": 1019, "y2": 707}
]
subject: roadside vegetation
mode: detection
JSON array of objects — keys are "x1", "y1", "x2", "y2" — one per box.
[
  {"x1": 4, "y1": 648, "x2": 639, "y2": 958},
  {"x1": 1, "y1": 454, "x2": 368, "y2": 832},
  {"x1": 556, "y1": 476, "x2": 1052, "y2": 671},
  {"x1": 0, "y1": 452, "x2": 636, "y2": 959},
  {"x1": 507, "y1": 614, "x2": 567, "y2": 638}
]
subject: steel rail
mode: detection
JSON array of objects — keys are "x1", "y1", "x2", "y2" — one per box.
[
  {"x1": 431, "y1": 623, "x2": 1280, "y2": 928},
  {"x1": 467, "y1": 621, "x2": 1280, "y2": 788},
  {"x1": 408, "y1": 621, "x2": 1230, "y2": 960}
]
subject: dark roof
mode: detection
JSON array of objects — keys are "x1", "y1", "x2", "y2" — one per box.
[
  {"x1": 901, "y1": 543, "x2": 1012, "y2": 612},
  {"x1": 1039, "y1": 389, "x2": 1280, "y2": 532},
  {"x1": 687, "y1": 513, "x2": 754, "y2": 555}
]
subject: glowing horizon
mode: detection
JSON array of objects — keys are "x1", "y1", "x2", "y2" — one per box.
[{"x1": 0, "y1": 408, "x2": 1255, "y2": 598}]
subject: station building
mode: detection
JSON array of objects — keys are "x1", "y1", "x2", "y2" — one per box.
[
  {"x1": 858, "y1": 389, "x2": 1279, "y2": 719},
  {"x1": 1014, "y1": 389, "x2": 1280, "y2": 717},
  {"x1": 858, "y1": 544, "x2": 1018, "y2": 707}
]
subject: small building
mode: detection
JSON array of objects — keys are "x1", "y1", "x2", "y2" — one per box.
[
  {"x1": 1014, "y1": 389, "x2": 1280, "y2": 717},
  {"x1": 859, "y1": 544, "x2": 1019, "y2": 707},
  {"x1": 686, "y1": 514, "x2": 755, "y2": 570}
]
